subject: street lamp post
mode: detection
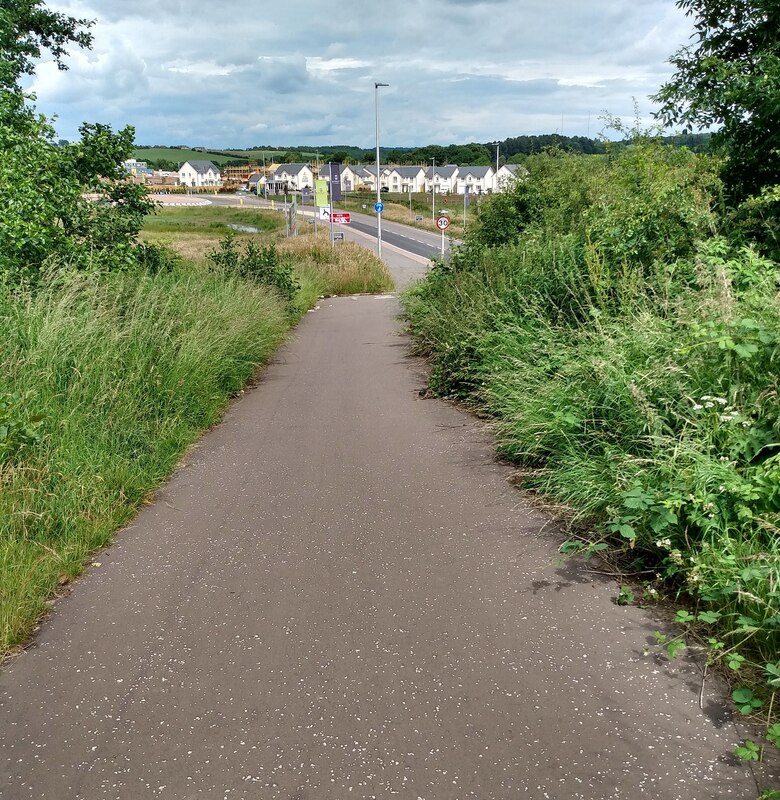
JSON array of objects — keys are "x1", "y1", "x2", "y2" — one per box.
[
  {"x1": 375, "y1": 81, "x2": 389, "y2": 257},
  {"x1": 493, "y1": 140, "x2": 500, "y2": 191},
  {"x1": 431, "y1": 157, "x2": 436, "y2": 223}
]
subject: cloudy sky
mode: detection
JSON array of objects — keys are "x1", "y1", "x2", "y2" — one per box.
[{"x1": 26, "y1": 0, "x2": 694, "y2": 148}]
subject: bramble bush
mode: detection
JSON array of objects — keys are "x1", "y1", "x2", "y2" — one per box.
[{"x1": 404, "y1": 135, "x2": 779, "y2": 664}]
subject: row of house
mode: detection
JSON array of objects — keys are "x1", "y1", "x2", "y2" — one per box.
[
  {"x1": 283, "y1": 162, "x2": 522, "y2": 195},
  {"x1": 127, "y1": 158, "x2": 523, "y2": 194}
]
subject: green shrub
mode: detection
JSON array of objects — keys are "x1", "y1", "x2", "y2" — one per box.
[
  {"x1": 403, "y1": 136, "x2": 780, "y2": 660},
  {"x1": 208, "y1": 234, "x2": 299, "y2": 303}
]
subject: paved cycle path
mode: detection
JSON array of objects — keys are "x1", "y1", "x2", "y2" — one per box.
[{"x1": 1, "y1": 296, "x2": 759, "y2": 799}]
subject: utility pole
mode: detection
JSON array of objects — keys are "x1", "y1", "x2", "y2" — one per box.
[
  {"x1": 374, "y1": 81, "x2": 389, "y2": 257},
  {"x1": 431, "y1": 158, "x2": 436, "y2": 223},
  {"x1": 328, "y1": 161, "x2": 334, "y2": 247}
]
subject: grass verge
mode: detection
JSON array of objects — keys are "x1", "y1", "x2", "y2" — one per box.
[{"x1": 0, "y1": 218, "x2": 391, "y2": 659}]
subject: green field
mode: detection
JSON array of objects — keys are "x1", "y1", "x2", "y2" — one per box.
[
  {"x1": 142, "y1": 206, "x2": 284, "y2": 237},
  {"x1": 133, "y1": 148, "x2": 244, "y2": 166},
  {"x1": 133, "y1": 147, "x2": 321, "y2": 166}
]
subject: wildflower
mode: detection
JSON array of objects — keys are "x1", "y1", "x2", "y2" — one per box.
[
  {"x1": 655, "y1": 537, "x2": 672, "y2": 549},
  {"x1": 692, "y1": 403, "x2": 704, "y2": 411},
  {"x1": 669, "y1": 549, "x2": 684, "y2": 565},
  {"x1": 704, "y1": 401, "x2": 715, "y2": 409}
]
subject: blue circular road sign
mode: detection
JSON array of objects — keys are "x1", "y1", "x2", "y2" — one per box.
[{"x1": 374, "y1": 201, "x2": 385, "y2": 213}]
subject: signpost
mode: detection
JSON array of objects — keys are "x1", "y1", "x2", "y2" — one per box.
[
  {"x1": 330, "y1": 212, "x2": 351, "y2": 224},
  {"x1": 330, "y1": 163, "x2": 342, "y2": 202},
  {"x1": 315, "y1": 178, "x2": 328, "y2": 237},
  {"x1": 374, "y1": 201, "x2": 384, "y2": 214},
  {"x1": 436, "y1": 213, "x2": 450, "y2": 256},
  {"x1": 315, "y1": 179, "x2": 328, "y2": 208}
]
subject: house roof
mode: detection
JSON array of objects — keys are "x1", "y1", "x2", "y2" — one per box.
[
  {"x1": 359, "y1": 165, "x2": 394, "y2": 177},
  {"x1": 392, "y1": 166, "x2": 425, "y2": 178},
  {"x1": 498, "y1": 164, "x2": 528, "y2": 178},
  {"x1": 247, "y1": 173, "x2": 265, "y2": 185},
  {"x1": 181, "y1": 160, "x2": 220, "y2": 174},
  {"x1": 425, "y1": 165, "x2": 459, "y2": 179},
  {"x1": 500, "y1": 164, "x2": 528, "y2": 174},
  {"x1": 275, "y1": 163, "x2": 310, "y2": 176},
  {"x1": 318, "y1": 164, "x2": 350, "y2": 178},
  {"x1": 460, "y1": 166, "x2": 493, "y2": 179}
]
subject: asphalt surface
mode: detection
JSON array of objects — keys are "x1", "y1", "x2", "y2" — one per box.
[
  {"x1": 206, "y1": 194, "x2": 450, "y2": 261},
  {"x1": 0, "y1": 287, "x2": 763, "y2": 799}
]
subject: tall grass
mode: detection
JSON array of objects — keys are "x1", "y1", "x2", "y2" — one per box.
[
  {"x1": 403, "y1": 143, "x2": 779, "y2": 662},
  {"x1": 0, "y1": 263, "x2": 285, "y2": 655},
  {"x1": 279, "y1": 234, "x2": 394, "y2": 298},
  {"x1": 0, "y1": 217, "x2": 393, "y2": 657}
]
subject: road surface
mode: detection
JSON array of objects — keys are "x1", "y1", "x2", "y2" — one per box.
[
  {"x1": 0, "y1": 291, "x2": 762, "y2": 799},
  {"x1": 205, "y1": 194, "x2": 450, "y2": 262}
]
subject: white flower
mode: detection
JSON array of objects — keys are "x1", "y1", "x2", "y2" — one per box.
[{"x1": 692, "y1": 403, "x2": 704, "y2": 411}]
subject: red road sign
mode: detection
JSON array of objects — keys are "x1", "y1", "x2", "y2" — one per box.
[
  {"x1": 436, "y1": 215, "x2": 450, "y2": 230},
  {"x1": 330, "y1": 212, "x2": 351, "y2": 224}
]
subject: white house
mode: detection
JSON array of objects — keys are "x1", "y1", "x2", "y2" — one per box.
[
  {"x1": 318, "y1": 164, "x2": 362, "y2": 193},
  {"x1": 122, "y1": 158, "x2": 153, "y2": 177},
  {"x1": 386, "y1": 166, "x2": 427, "y2": 193},
  {"x1": 247, "y1": 172, "x2": 267, "y2": 194},
  {"x1": 272, "y1": 163, "x2": 314, "y2": 191},
  {"x1": 425, "y1": 165, "x2": 459, "y2": 194},
  {"x1": 495, "y1": 163, "x2": 528, "y2": 191},
  {"x1": 178, "y1": 160, "x2": 221, "y2": 188},
  {"x1": 357, "y1": 165, "x2": 396, "y2": 192},
  {"x1": 456, "y1": 166, "x2": 495, "y2": 195}
]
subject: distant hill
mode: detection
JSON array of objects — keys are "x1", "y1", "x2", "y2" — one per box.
[{"x1": 134, "y1": 133, "x2": 715, "y2": 170}]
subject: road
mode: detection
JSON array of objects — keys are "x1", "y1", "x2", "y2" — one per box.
[
  {"x1": 206, "y1": 194, "x2": 450, "y2": 261},
  {"x1": 0, "y1": 202, "x2": 766, "y2": 799}
]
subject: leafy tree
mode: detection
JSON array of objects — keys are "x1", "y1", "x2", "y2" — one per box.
[
  {"x1": 0, "y1": 0, "x2": 155, "y2": 286},
  {"x1": 150, "y1": 157, "x2": 178, "y2": 171},
  {"x1": 652, "y1": 0, "x2": 780, "y2": 202},
  {"x1": 0, "y1": 0, "x2": 93, "y2": 89}
]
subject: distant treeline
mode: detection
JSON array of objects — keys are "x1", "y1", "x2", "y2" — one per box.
[{"x1": 136, "y1": 133, "x2": 714, "y2": 170}]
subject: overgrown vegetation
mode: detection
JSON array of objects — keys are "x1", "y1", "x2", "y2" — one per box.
[
  {"x1": 404, "y1": 118, "x2": 779, "y2": 775},
  {"x1": 0, "y1": 1, "x2": 392, "y2": 657}
]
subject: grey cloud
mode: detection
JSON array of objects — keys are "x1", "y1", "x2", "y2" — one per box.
[{"x1": 36, "y1": 0, "x2": 693, "y2": 146}]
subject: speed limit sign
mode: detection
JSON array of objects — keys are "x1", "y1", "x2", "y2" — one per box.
[{"x1": 436, "y1": 215, "x2": 450, "y2": 230}]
